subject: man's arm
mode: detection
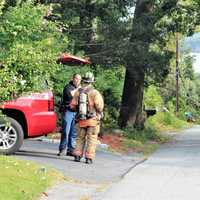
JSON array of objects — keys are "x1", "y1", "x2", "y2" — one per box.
[{"x1": 70, "y1": 91, "x2": 79, "y2": 111}]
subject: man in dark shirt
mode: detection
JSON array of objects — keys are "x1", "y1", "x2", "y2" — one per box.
[{"x1": 57, "y1": 73, "x2": 81, "y2": 156}]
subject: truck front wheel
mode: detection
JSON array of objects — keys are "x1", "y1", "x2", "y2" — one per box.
[{"x1": 0, "y1": 117, "x2": 24, "y2": 155}]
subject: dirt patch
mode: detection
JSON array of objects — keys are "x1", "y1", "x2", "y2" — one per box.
[
  {"x1": 48, "y1": 130, "x2": 153, "y2": 155},
  {"x1": 49, "y1": 132, "x2": 124, "y2": 152},
  {"x1": 98, "y1": 132, "x2": 162, "y2": 155},
  {"x1": 48, "y1": 132, "x2": 140, "y2": 154},
  {"x1": 99, "y1": 135, "x2": 123, "y2": 152}
]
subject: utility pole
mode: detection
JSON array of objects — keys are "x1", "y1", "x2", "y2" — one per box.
[{"x1": 176, "y1": 33, "x2": 179, "y2": 113}]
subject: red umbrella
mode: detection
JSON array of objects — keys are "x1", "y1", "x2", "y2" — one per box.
[{"x1": 57, "y1": 53, "x2": 91, "y2": 65}]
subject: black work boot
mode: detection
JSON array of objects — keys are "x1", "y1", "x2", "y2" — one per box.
[
  {"x1": 57, "y1": 150, "x2": 65, "y2": 156},
  {"x1": 85, "y1": 158, "x2": 93, "y2": 164},
  {"x1": 66, "y1": 151, "x2": 74, "y2": 157},
  {"x1": 74, "y1": 156, "x2": 81, "y2": 162}
]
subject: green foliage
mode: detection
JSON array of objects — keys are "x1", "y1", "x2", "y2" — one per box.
[
  {"x1": 144, "y1": 86, "x2": 163, "y2": 109},
  {"x1": 53, "y1": 65, "x2": 91, "y2": 105},
  {"x1": 124, "y1": 125, "x2": 167, "y2": 143},
  {"x1": 0, "y1": 2, "x2": 67, "y2": 101},
  {"x1": 0, "y1": 156, "x2": 63, "y2": 200},
  {"x1": 94, "y1": 66, "x2": 124, "y2": 106},
  {"x1": 48, "y1": 0, "x2": 200, "y2": 128},
  {"x1": 0, "y1": 0, "x2": 4, "y2": 15},
  {"x1": 180, "y1": 54, "x2": 195, "y2": 80},
  {"x1": 157, "y1": 43, "x2": 200, "y2": 122},
  {"x1": 176, "y1": 73, "x2": 200, "y2": 123},
  {"x1": 147, "y1": 112, "x2": 188, "y2": 131},
  {"x1": 51, "y1": 0, "x2": 133, "y2": 66},
  {"x1": 53, "y1": 65, "x2": 124, "y2": 128},
  {"x1": 120, "y1": 111, "x2": 188, "y2": 155},
  {"x1": 0, "y1": 0, "x2": 200, "y2": 131},
  {"x1": 94, "y1": 66, "x2": 124, "y2": 127},
  {"x1": 129, "y1": 0, "x2": 200, "y2": 85}
]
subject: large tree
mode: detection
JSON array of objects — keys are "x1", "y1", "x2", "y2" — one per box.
[
  {"x1": 45, "y1": 0, "x2": 133, "y2": 64},
  {"x1": 44, "y1": 0, "x2": 200, "y2": 128},
  {"x1": 118, "y1": 0, "x2": 200, "y2": 128}
]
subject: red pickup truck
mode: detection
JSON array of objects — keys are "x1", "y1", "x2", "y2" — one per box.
[
  {"x1": 0, "y1": 91, "x2": 56, "y2": 154},
  {"x1": 0, "y1": 53, "x2": 90, "y2": 155}
]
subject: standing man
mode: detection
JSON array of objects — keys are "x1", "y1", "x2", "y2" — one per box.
[
  {"x1": 70, "y1": 72, "x2": 104, "y2": 164},
  {"x1": 57, "y1": 73, "x2": 81, "y2": 156}
]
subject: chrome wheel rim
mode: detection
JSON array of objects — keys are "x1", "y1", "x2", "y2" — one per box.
[{"x1": 0, "y1": 124, "x2": 17, "y2": 150}]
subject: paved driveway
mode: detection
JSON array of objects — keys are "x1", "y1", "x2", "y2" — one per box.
[{"x1": 15, "y1": 139, "x2": 143, "y2": 184}]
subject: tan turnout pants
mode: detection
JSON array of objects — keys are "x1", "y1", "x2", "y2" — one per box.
[{"x1": 74, "y1": 125, "x2": 100, "y2": 159}]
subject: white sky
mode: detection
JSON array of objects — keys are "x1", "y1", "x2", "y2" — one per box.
[{"x1": 190, "y1": 53, "x2": 200, "y2": 73}]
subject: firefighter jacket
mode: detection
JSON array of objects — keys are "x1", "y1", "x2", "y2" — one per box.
[{"x1": 70, "y1": 85, "x2": 104, "y2": 127}]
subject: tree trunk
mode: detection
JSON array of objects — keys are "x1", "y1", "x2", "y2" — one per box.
[
  {"x1": 118, "y1": 0, "x2": 153, "y2": 128},
  {"x1": 118, "y1": 68, "x2": 144, "y2": 128}
]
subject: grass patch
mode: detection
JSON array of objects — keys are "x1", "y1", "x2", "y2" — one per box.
[
  {"x1": 101, "y1": 112, "x2": 190, "y2": 156},
  {"x1": 124, "y1": 126, "x2": 168, "y2": 143},
  {"x1": 122, "y1": 138, "x2": 159, "y2": 156},
  {"x1": 122, "y1": 126, "x2": 169, "y2": 155},
  {"x1": 0, "y1": 156, "x2": 64, "y2": 200},
  {"x1": 146, "y1": 112, "x2": 189, "y2": 132},
  {"x1": 120, "y1": 112, "x2": 189, "y2": 155}
]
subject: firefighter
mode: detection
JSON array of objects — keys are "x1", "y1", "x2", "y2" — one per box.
[{"x1": 70, "y1": 72, "x2": 104, "y2": 164}]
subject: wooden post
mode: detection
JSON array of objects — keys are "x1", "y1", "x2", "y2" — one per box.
[{"x1": 176, "y1": 33, "x2": 179, "y2": 113}]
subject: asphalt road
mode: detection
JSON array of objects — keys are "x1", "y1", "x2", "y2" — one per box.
[
  {"x1": 14, "y1": 139, "x2": 143, "y2": 184},
  {"x1": 95, "y1": 125, "x2": 200, "y2": 200}
]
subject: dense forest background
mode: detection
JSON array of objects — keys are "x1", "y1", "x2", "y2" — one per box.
[{"x1": 1, "y1": 0, "x2": 200, "y2": 133}]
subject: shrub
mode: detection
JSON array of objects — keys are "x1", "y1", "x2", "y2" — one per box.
[
  {"x1": 146, "y1": 111, "x2": 188, "y2": 131},
  {"x1": 0, "y1": 2, "x2": 67, "y2": 100},
  {"x1": 123, "y1": 125, "x2": 168, "y2": 143},
  {"x1": 144, "y1": 86, "x2": 163, "y2": 109}
]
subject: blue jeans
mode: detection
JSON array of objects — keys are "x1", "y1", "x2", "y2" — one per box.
[{"x1": 59, "y1": 110, "x2": 77, "y2": 152}]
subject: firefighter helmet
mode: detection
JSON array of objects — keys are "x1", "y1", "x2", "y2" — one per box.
[{"x1": 82, "y1": 72, "x2": 94, "y2": 83}]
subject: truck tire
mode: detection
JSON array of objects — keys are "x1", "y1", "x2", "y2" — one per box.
[{"x1": 0, "y1": 117, "x2": 24, "y2": 155}]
